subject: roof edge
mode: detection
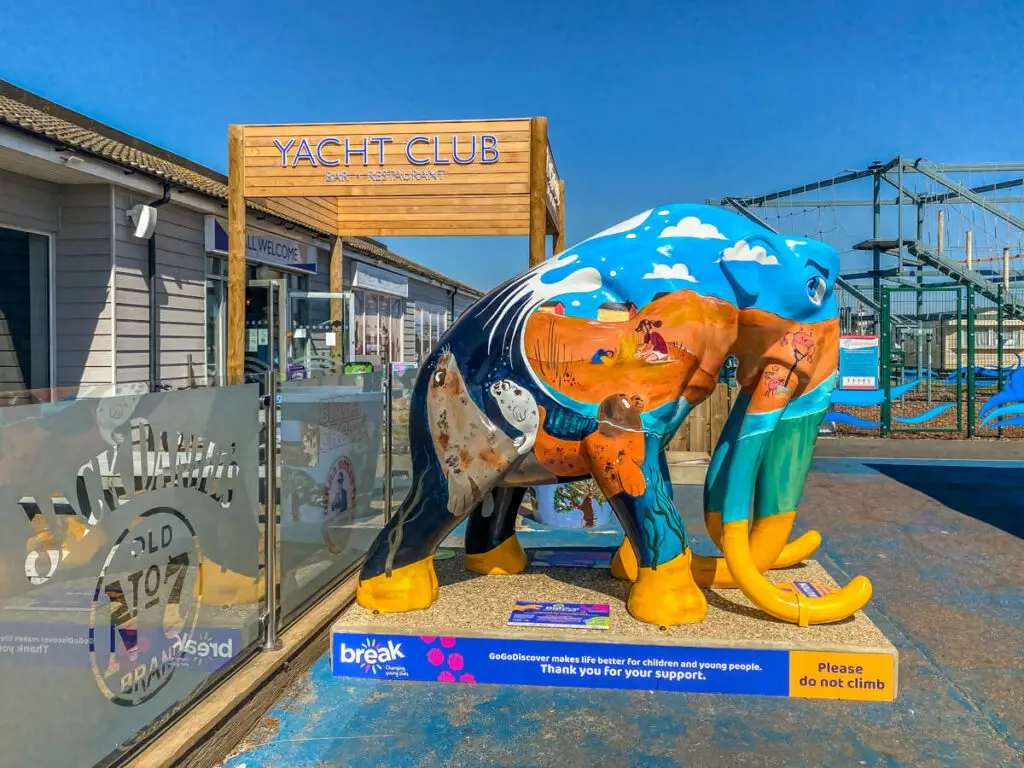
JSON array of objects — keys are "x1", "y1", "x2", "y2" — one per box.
[{"x1": 0, "y1": 78, "x2": 229, "y2": 184}]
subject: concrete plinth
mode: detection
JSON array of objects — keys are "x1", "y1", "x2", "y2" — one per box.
[{"x1": 332, "y1": 552, "x2": 898, "y2": 701}]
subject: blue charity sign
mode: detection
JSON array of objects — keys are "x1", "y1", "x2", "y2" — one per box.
[
  {"x1": 331, "y1": 633, "x2": 792, "y2": 695},
  {"x1": 507, "y1": 601, "x2": 611, "y2": 630},
  {"x1": 838, "y1": 335, "x2": 880, "y2": 390}
]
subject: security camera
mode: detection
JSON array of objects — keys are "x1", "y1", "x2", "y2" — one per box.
[{"x1": 127, "y1": 204, "x2": 158, "y2": 239}]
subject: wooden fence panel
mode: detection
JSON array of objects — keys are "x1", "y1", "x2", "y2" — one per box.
[{"x1": 666, "y1": 383, "x2": 738, "y2": 455}]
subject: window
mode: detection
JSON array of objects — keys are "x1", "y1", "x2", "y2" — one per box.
[
  {"x1": 0, "y1": 227, "x2": 51, "y2": 397},
  {"x1": 416, "y1": 304, "x2": 448, "y2": 362},
  {"x1": 975, "y1": 328, "x2": 998, "y2": 348},
  {"x1": 350, "y1": 289, "x2": 404, "y2": 362}
]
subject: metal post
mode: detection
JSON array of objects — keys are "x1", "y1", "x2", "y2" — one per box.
[
  {"x1": 956, "y1": 289, "x2": 964, "y2": 434},
  {"x1": 896, "y1": 155, "x2": 904, "y2": 272},
  {"x1": 926, "y1": 332, "x2": 933, "y2": 407},
  {"x1": 998, "y1": 286, "x2": 1005, "y2": 439},
  {"x1": 262, "y1": 369, "x2": 281, "y2": 651},
  {"x1": 966, "y1": 287, "x2": 975, "y2": 438},
  {"x1": 916, "y1": 203, "x2": 925, "y2": 327},
  {"x1": 383, "y1": 347, "x2": 393, "y2": 524},
  {"x1": 880, "y1": 288, "x2": 891, "y2": 436},
  {"x1": 872, "y1": 172, "x2": 882, "y2": 317}
]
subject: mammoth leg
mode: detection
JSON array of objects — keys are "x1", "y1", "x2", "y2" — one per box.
[
  {"x1": 464, "y1": 486, "x2": 529, "y2": 575},
  {"x1": 717, "y1": 374, "x2": 871, "y2": 626},
  {"x1": 611, "y1": 391, "x2": 818, "y2": 585},
  {"x1": 589, "y1": 437, "x2": 707, "y2": 626},
  {"x1": 357, "y1": 456, "x2": 507, "y2": 613},
  {"x1": 692, "y1": 390, "x2": 821, "y2": 587}
]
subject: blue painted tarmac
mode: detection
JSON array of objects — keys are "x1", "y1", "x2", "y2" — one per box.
[{"x1": 224, "y1": 452, "x2": 1024, "y2": 767}]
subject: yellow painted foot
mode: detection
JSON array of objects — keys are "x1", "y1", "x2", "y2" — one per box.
[
  {"x1": 691, "y1": 551, "x2": 735, "y2": 588},
  {"x1": 465, "y1": 535, "x2": 528, "y2": 575},
  {"x1": 610, "y1": 538, "x2": 638, "y2": 581},
  {"x1": 356, "y1": 557, "x2": 438, "y2": 613},
  {"x1": 196, "y1": 560, "x2": 264, "y2": 607},
  {"x1": 627, "y1": 549, "x2": 708, "y2": 626}
]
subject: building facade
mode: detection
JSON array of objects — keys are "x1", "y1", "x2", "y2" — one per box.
[{"x1": 0, "y1": 81, "x2": 481, "y2": 398}]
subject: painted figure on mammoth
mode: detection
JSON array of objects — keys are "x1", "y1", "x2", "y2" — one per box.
[{"x1": 357, "y1": 203, "x2": 872, "y2": 628}]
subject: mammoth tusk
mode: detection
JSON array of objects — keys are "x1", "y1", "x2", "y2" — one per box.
[{"x1": 721, "y1": 520, "x2": 872, "y2": 626}]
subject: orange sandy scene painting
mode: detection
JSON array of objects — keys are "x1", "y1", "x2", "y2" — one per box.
[{"x1": 523, "y1": 290, "x2": 739, "y2": 411}]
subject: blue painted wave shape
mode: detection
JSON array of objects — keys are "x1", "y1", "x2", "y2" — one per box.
[{"x1": 825, "y1": 363, "x2": 1024, "y2": 429}]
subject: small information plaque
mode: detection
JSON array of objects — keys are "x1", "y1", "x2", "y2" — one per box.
[{"x1": 507, "y1": 601, "x2": 611, "y2": 630}]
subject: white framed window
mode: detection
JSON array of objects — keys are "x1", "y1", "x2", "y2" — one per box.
[
  {"x1": 351, "y1": 288, "x2": 404, "y2": 362},
  {"x1": 415, "y1": 304, "x2": 448, "y2": 362}
]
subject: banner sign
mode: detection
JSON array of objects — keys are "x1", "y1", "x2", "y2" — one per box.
[
  {"x1": 838, "y1": 335, "x2": 880, "y2": 390},
  {"x1": 507, "y1": 602, "x2": 610, "y2": 630},
  {"x1": 352, "y1": 261, "x2": 409, "y2": 298},
  {"x1": 204, "y1": 216, "x2": 317, "y2": 274},
  {"x1": 331, "y1": 632, "x2": 896, "y2": 701}
]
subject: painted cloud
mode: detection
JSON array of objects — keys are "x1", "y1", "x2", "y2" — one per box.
[
  {"x1": 720, "y1": 240, "x2": 779, "y2": 266},
  {"x1": 643, "y1": 263, "x2": 698, "y2": 282},
  {"x1": 659, "y1": 216, "x2": 726, "y2": 240}
]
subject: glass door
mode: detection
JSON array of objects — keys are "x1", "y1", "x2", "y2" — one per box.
[
  {"x1": 246, "y1": 279, "x2": 288, "y2": 383},
  {"x1": 287, "y1": 291, "x2": 355, "y2": 379}
]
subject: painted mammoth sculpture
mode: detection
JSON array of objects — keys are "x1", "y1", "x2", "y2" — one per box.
[{"x1": 357, "y1": 203, "x2": 872, "y2": 628}]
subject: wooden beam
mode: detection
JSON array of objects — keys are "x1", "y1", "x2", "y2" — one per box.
[
  {"x1": 966, "y1": 229, "x2": 973, "y2": 270},
  {"x1": 554, "y1": 179, "x2": 566, "y2": 254},
  {"x1": 330, "y1": 235, "x2": 343, "y2": 364},
  {"x1": 937, "y1": 209, "x2": 944, "y2": 255},
  {"x1": 227, "y1": 124, "x2": 246, "y2": 385},
  {"x1": 529, "y1": 117, "x2": 548, "y2": 267}
]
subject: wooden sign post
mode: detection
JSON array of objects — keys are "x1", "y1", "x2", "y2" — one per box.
[{"x1": 226, "y1": 118, "x2": 563, "y2": 384}]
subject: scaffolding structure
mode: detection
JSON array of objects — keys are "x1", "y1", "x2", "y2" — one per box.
[{"x1": 710, "y1": 158, "x2": 1024, "y2": 438}]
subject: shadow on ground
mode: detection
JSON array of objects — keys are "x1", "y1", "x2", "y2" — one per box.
[{"x1": 864, "y1": 462, "x2": 1024, "y2": 539}]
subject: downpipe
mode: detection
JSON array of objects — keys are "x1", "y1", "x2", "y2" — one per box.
[{"x1": 147, "y1": 181, "x2": 172, "y2": 390}]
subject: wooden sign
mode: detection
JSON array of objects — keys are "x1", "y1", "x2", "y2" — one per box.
[{"x1": 240, "y1": 119, "x2": 539, "y2": 237}]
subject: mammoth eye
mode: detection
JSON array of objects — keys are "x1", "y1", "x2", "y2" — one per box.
[{"x1": 806, "y1": 276, "x2": 826, "y2": 306}]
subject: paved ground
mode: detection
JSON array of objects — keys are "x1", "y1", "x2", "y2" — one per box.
[{"x1": 224, "y1": 442, "x2": 1023, "y2": 768}]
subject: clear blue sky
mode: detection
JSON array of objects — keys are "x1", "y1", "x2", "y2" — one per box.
[{"x1": 2, "y1": 1, "x2": 1022, "y2": 292}]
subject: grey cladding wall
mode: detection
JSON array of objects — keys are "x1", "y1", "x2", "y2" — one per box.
[
  {"x1": 0, "y1": 168, "x2": 59, "y2": 233},
  {"x1": 56, "y1": 184, "x2": 113, "y2": 389},
  {"x1": 114, "y1": 192, "x2": 205, "y2": 388}
]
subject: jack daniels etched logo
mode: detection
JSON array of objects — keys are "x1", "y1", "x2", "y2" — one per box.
[{"x1": 16, "y1": 416, "x2": 245, "y2": 707}]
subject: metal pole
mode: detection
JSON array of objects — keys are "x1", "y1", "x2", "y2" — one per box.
[
  {"x1": 880, "y1": 288, "x2": 891, "y2": 436},
  {"x1": 872, "y1": 172, "x2": 882, "y2": 316},
  {"x1": 967, "y1": 287, "x2": 976, "y2": 438},
  {"x1": 998, "y1": 286, "x2": 1005, "y2": 439},
  {"x1": 897, "y1": 155, "x2": 904, "y2": 272},
  {"x1": 926, "y1": 332, "x2": 933, "y2": 407},
  {"x1": 383, "y1": 347, "x2": 393, "y2": 524},
  {"x1": 262, "y1": 283, "x2": 282, "y2": 652},
  {"x1": 916, "y1": 203, "x2": 925, "y2": 326}
]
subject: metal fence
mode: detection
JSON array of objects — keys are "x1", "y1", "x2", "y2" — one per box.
[{"x1": 828, "y1": 283, "x2": 1024, "y2": 439}]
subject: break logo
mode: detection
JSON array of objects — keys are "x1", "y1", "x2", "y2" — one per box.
[{"x1": 336, "y1": 638, "x2": 405, "y2": 674}]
